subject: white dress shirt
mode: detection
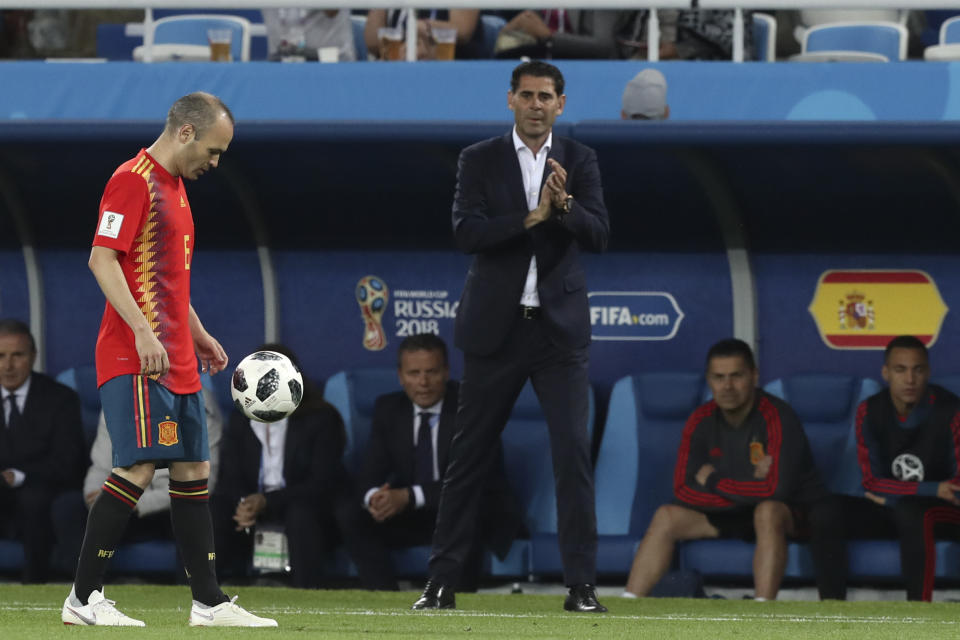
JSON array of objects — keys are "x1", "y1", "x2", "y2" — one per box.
[
  {"x1": 513, "y1": 126, "x2": 553, "y2": 307},
  {"x1": 250, "y1": 417, "x2": 288, "y2": 492}
]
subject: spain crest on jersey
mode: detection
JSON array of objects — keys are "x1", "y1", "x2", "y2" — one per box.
[{"x1": 158, "y1": 420, "x2": 179, "y2": 446}]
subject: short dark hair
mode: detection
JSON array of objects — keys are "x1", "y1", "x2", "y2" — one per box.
[
  {"x1": 0, "y1": 318, "x2": 35, "y2": 353},
  {"x1": 397, "y1": 333, "x2": 448, "y2": 368},
  {"x1": 166, "y1": 92, "x2": 234, "y2": 139},
  {"x1": 510, "y1": 60, "x2": 565, "y2": 97},
  {"x1": 884, "y1": 335, "x2": 928, "y2": 363},
  {"x1": 706, "y1": 338, "x2": 756, "y2": 371}
]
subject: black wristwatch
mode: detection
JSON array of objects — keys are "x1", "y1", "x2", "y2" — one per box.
[{"x1": 560, "y1": 195, "x2": 573, "y2": 215}]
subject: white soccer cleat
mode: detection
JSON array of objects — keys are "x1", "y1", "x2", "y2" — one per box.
[
  {"x1": 61, "y1": 588, "x2": 146, "y2": 626},
  {"x1": 188, "y1": 596, "x2": 278, "y2": 627}
]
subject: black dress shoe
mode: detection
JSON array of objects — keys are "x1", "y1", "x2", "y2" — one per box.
[
  {"x1": 563, "y1": 584, "x2": 608, "y2": 613},
  {"x1": 411, "y1": 580, "x2": 456, "y2": 610}
]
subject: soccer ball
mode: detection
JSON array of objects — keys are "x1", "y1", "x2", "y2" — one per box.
[
  {"x1": 231, "y1": 351, "x2": 303, "y2": 423},
  {"x1": 891, "y1": 453, "x2": 924, "y2": 482}
]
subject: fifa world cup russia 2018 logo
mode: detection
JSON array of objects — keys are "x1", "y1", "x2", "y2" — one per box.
[{"x1": 356, "y1": 275, "x2": 389, "y2": 351}]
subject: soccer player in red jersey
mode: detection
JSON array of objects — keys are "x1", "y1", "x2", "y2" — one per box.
[{"x1": 62, "y1": 92, "x2": 275, "y2": 628}]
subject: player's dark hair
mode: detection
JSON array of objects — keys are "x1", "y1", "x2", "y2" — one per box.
[
  {"x1": 511, "y1": 60, "x2": 565, "y2": 97},
  {"x1": 0, "y1": 318, "x2": 36, "y2": 353},
  {"x1": 397, "y1": 333, "x2": 448, "y2": 368},
  {"x1": 254, "y1": 342, "x2": 335, "y2": 421},
  {"x1": 706, "y1": 338, "x2": 756, "y2": 371},
  {"x1": 884, "y1": 335, "x2": 928, "y2": 362},
  {"x1": 166, "y1": 92, "x2": 234, "y2": 139}
]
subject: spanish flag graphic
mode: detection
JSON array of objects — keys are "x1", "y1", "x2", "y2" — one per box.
[{"x1": 808, "y1": 270, "x2": 948, "y2": 350}]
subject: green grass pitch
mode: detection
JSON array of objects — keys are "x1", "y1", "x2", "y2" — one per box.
[{"x1": 1, "y1": 584, "x2": 958, "y2": 639}]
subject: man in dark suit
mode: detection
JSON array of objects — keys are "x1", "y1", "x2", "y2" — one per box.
[
  {"x1": 337, "y1": 333, "x2": 521, "y2": 591},
  {"x1": 413, "y1": 61, "x2": 610, "y2": 613},
  {"x1": 0, "y1": 318, "x2": 85, "y2": 583},
  {"x1": 211, "y1": 344, "x2": 347, "y2": 589}
]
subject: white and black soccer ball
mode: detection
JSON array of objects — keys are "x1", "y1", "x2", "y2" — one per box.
[
  {"x1": 892, "y1": 453, "x2": 924, "y2": 482},
  {"x1": 231, "y1": 351, "x2": 303, "y2": 423}
]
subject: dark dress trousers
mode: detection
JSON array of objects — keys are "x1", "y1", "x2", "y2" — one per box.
[
  {"x1": 429, "y1": 132, "x2": 610, "y2": 587},
  {"x1": 0, "y1": 372, "x2": 85, "y2": 583},
  {"x1": 337, "y1": 381, "x2": 522, "y2": 590},
  {"x1": 211, "y1": 400, "x2": 346, "y2": 588}
]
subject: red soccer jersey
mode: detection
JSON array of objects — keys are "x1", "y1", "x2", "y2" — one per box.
[{"x1": 92, "y1": 149, "x2": 200, "y2": 394}]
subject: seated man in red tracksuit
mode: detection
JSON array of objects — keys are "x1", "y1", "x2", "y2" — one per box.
[{"x1": 624, "y1": 338, "x2": 829, "y2": 600}]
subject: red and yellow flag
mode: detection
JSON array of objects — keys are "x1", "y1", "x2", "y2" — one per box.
[{"x1": 808, "y1": 270, "x2": 948, "y2": 350}]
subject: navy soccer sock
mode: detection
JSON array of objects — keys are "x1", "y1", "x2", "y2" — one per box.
[
  {"x1": 73, "y1": 473, "x2": 143, "y2": 604},
  {"x1": 169, "y1": 478, "x2": 228, "y2": 606}
]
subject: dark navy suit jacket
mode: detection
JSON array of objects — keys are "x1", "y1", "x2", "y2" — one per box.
[{"x1": 451, "y1": 131, "x2": 610, "y2": 356}]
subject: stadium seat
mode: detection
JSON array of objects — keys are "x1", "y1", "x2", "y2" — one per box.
[
  {"x1": 0, "y1": 541, "x2": 25, "y2": 573},
  {"x1": 54, "y1": 364, "x2": 101, "y2": 451},
  {"x1": 752, "y1": 13, "x2": 777, "y2": 62},
  {"x1": 763, "y1": 373, "x2": 881, "y2": 489},
  {"x1": 924, "y1": 16, "x2": 960, "y2": 60},
  {"x1": 479, "y1": 14, "x2": 507, "y2": 59},
  {"x1": 136, "y1": 14, "x2": 252, "y2": 62},
  {"x1": 322, "y1": 368, "x2": 398, "y2": 474},
  {"x1": 594, "y1": 372, "x2": 708, "y2": 575},
  {"x1": 933, "y1": 374, "x2": 960, "y2": 397},
  {"x1": 795, "y1": 21, "x2": 908, "y2": 62},
  {"x1": 351, "y1": 15, "x2": 368, "y2": 60}
]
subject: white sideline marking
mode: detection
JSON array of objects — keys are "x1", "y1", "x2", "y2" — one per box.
[
  {"x1": 250, "y1": 608, "x2": 960, "y2": 625},
  {"x1": 3, "y1": 604, "x2": 956, "y2": 626}
]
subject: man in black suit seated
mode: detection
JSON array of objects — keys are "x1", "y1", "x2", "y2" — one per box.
[
  {"x1": 210, "y1": 344, "x2": 347, "y2": 589},
  {"x1": 0, "y1": 318, "x2": 85, "y2": 583},
  {"x1": 336, "y1": 333, "x2": 522, "y2": 591}
]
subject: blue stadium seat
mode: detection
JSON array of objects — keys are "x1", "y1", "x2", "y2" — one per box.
[
  {"x1": 752, "y1": 12, "x2": 777, "y2": 62},
  {"x1": 479, "y1": 14, "x2": 506, "y2": 59},
  {"x1": 351, "y1": 15, "x2": 368, "y2": 60},
  {"x1": 55, "y1": 364, "x2": 101, "y2": 451},
  {"x1": 144, "y1": 14, "x2": 253, "y2": 62},
  {"x1": 0, "y1": 541, "x2": 25, "y2": 573},
  {"x1": 802, "y1": 21, "x2": 908, "y2": 61},
  {"x1": 594, "y1": 372, "x2": 707, "y2": 575},
  {"x1": 500, "y1": 382, "x2": 594, "y2": 578},
  {"x1": 322, "y1": 368, "x2": 398, "y2": 474},
  {"x1": 764, "y1": 373, "x2": 881, "y2": 489},
  {"x1": 933, "y1": 374, "x2": 960, "y2": 398}
]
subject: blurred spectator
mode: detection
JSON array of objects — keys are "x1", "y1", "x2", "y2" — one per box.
[
  {"x1": 616, "y1": 10, "x2": 680, "y2": 60},
  {"x1": 621, "y1": 68, "x2": 669, "y2": 120},
  {"x1": 52, "y1": 386, "x2": 223, "y2": 577},
  {"x1": 0, "y1": 10, "x2": 143, "y2": 58},
  {"x1": 0, "y1": 318, "x2": 85, "y2": 583},
  {"x1": 494, "y1": 9, "x2": 632, "y2": 59},
  {"x1": 364, "y1": 8, "x2": 482, "y2": 60},
  {"x1": 262, "y1": 8, "x2": 356, "y2": 61},
  {"x1": 210, "y1": 343, "x2": 347, "y2": 589},
  {"x1": 674, "y1": 10, "x2": 754, "y2": 60}
]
